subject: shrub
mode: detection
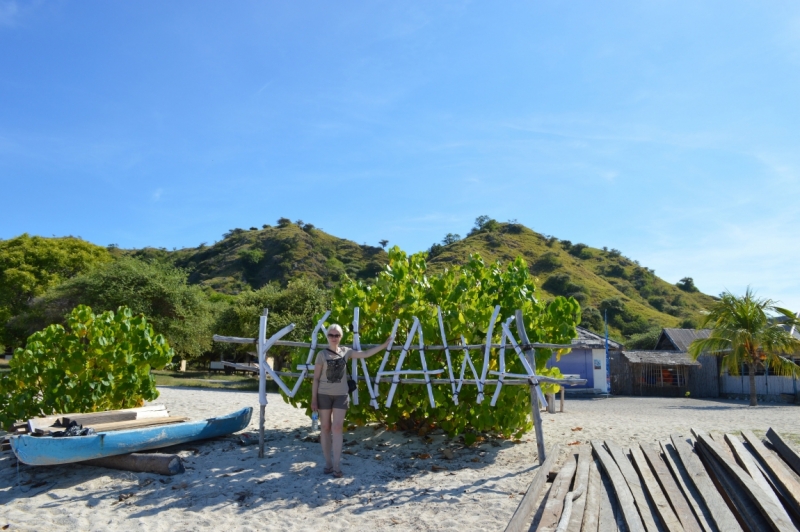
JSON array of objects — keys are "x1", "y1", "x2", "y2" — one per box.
[
  {"x1": 648, "y1": 296, "x2": 666, "y2": 311},
  {"x1": 569, "y1": 243, "x2": 589, "y2": 258},
  {"x1": 0, "y1": 305, "x2": 173, "y2": 429},
  {"x1": 239, "y1": 248, "x2": 265, "y2": 265},
  {"x1": 677, "y1": 277, "x2": 698, "y2": 292},
  {"x1": 625, "y1": 327, "x2": 662, "y2": 349},
  {"x1": 277, "y1": 217, "x2": 291, "y2": 227},
  {"x1": 580, "y1": 306, "x2": 603, "y2": 331},
  {"x1": 9, "y1": 258, "x2": 214, "y2": 360},
  {"x1": 285, "y1": 249, "x2": 581, "y2": 439},
  {"x1": 532, "y1": 252, "x2": 562, "y2": 272}
]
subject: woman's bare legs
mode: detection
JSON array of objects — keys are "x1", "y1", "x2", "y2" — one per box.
[
  {"x1": 331, "y1": 408, "x2": 347, "y2": 472},
  {"x1": 319, "y1": 409, "x2": 333, "y2": 469}
]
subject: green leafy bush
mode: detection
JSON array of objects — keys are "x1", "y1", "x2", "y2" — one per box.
[
  {"x1": 284, "y1": 248, "x2": 581, "y2": 439},
  {"x1": 0, "y1": 305, "x2": 173, "y2": 429},
  {"x1": 532, "y1": 251, "x2": 562, "y2": 272},
  {"x1": 0, "y1": 234, "x2": 112, "y2": 346},
  {"x1": 8, "y1": 258, "x2": 214, "y2": 360}
]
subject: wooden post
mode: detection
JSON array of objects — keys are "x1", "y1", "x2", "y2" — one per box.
[
  {"x1": 258, "y1": 308, "x2": 268, "y2": 459},
  {"x1": 515, "y1": 309, "x2": 547, "y2": 465},
  {"x1": 547, "y1": 393, "x2": 556, "y2": 414},
  {"x1": 560, "y1": 388, "x2": 565, "y2": 412}
]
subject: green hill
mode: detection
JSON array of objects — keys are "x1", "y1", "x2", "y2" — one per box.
[
  {"x1": 120, "y1": 218, "x2": 715, "y2": 341},
  {"x1": 125, "y1": 221, "x2": 388, "y2": 293},
  {"x1": 7, "y1": 218, "x2": 716, "y2": 345},
  {"x1": 425, "y1": 221, "x2": 717, "y2": 340}
]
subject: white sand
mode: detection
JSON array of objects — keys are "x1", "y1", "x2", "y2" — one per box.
[{"x1": 2, "y1": 388, "x2": 799, "y2": 531}]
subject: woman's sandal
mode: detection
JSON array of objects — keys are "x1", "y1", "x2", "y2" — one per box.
[
  {"x1": 332, "y1": 470, "x2": 344, "y2": 478},
  {"x1": 323, "y1": 466, "x2": 334, "y2": 475}
]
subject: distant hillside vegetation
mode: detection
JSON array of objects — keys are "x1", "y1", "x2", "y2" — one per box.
[
  {"x1": 425, "y1": 219, "x2": 717, "y2": 340},
  {"x1": 126, "y1": 220, "x2": 387, "y2": 293},
  {"x1": 14, "y1": 216, "x2": 716, "y2": 345}
]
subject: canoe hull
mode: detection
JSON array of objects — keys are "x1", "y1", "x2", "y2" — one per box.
[{"x1": 10, "y1": 407, "x2": 252, "y2": 466}]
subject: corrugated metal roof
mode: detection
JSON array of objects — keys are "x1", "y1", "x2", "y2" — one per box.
[
  {"x1": 660, "y1": 328, "x2": 711, "y2": 351},
  {"x1": 622, "y1": 350, "x2": 701, "y2": 366},
  {"x1": 574, "y1": 326, "x2": 623, "y2": 349}
]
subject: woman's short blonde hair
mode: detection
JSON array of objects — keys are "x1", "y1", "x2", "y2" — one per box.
[{"x1": 327, "y1": 324, "x2": 344, "y2": 337}]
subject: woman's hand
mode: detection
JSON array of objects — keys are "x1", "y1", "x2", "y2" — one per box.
[{"x1": 311, "y1": 398, "x2": 318, "y2": 412}]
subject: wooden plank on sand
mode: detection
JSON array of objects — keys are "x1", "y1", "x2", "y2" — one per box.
[
  {"x1": 604, "y1": 440, "x2": 660, "y2": 532},
  {"x1": 504, "y1": 444, "x2": 561, "y2": 532},
  {"x1": 742, "y1": 430, "x2": 800, "y2": 518},
  {"x1": 536, "y1": 452, "x2": 577, "y2": 532},
  {"x1": 86, "y1": 417, "x2": 188, "y2": 432},
  {"x1": 591, "y1": 440, "x2": 645, "y2": 532},
  {"x1": 766, "y1": 428, "x2": 800, "y2": 478},
  {"x1": 598, "y1": 467, "x2": 620, "y2": 532},
  {"x1": 670, "y1": 434, "x2": 742, "y2": 532},
  {"x1": 581, "y1": 460, "x2": 601, "y2": 532},
  {"x1": 62, "y1": 412, "x2": 137, "y2": 426},
  {"x1": 724, "y1": 433, "x2": 786, "y2": 514},
  {"x1": 630, "y1": 444, "x2": 685, "y2": 532},
  {"x1": 27, "y1": 404, "x2": 167, "y2": 433},
  {"x1": 567, "y1": 446, "x2": 592, "y2": 531},
  {"x1": 695, "y1": 432, "x2": 788, "y2": 532},
  {"x1": 660, "y1": 441, "x2": 715, "y2": 532},
  {"x1": 641, "y1": 442, "x2": 702, "y2": 532}
]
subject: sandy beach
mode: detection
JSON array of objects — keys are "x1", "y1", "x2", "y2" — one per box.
[{"x1": 2, "y1": 387, "x2": 799, "y2": 531}]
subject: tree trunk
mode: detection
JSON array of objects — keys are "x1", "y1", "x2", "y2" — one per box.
[{"x1": 748, "y1": 358, "x2": 758, "y2": 407}]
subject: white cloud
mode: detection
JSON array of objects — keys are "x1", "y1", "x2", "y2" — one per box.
[{"x1": 152, "y1": 188, "x2": 163, "y2": 202}]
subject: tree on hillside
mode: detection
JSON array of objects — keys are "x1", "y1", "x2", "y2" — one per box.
[
  {"x1": 442, "y1": 233, "x2": 460, "y2": 245},
  {"x1": 0, "y1": 234, "x2": 112, "y2": 348},
  {"x1": 213, "y1": 278, "x2": 329, "y2": 370},
  {"x1": 379, "y1": 239, "x2": 389, "y2": 249},
  {"x1": 677, "y1": 277, "x2": 698, "y2": 292},
  {"x1": 688, "y1": 288, "x2": 800, "y2": 406},
  {"x1": 8, "y1": 258, "x2": 214, "y2": 360}
]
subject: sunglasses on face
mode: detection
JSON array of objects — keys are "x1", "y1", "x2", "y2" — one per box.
[{"x1": 327, "y1": 333, "x2": 341, "y2": 338}]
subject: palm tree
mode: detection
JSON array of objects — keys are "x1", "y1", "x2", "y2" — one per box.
[{"x1": 688, "y1": 288, "x2": 800, "y2": 406}]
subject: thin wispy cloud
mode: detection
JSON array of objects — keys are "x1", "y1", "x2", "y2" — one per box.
[
  {"x1": 0, "y1": 0, "x2": 20, "y2": 27},
  {"x1": 152, "y1": 188, "x2": 163, "y2": 202}
]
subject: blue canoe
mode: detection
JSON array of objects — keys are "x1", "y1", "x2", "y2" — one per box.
[{"x1": 10, "y1": 407, "x2": 252, "y2": 466}]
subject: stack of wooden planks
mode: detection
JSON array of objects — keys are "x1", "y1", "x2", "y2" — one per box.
[
  {"x1": 506, "y1": 428, "x2": 800, "y2": 532},
  {"x1": 26, "y1": 404, "x2": 186, "y2": 435}
]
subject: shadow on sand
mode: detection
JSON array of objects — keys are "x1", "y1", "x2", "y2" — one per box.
[{"x1": 0, "y1": 423, "x2": 538, "y2": 518}]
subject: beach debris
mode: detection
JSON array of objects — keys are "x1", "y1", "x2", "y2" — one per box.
[
  {"x1": 417, "y1": 453, "x2": 431, "y2": 460},
  {"x1": 571, "y1": 426, "x2": 583, "y2": 431},
  {"x1": 171, "y1": 481, "x2": 188, "y2": 490},
  {"x1": 117, "y1": 492, "x2": 134, "y2": 502},
  {"x1": 237, "y1": 433, "x2": 259, "y2": 446},
  {"x1": 442, "y1": 449, "x2": 455, "y2": 460},
  {"x1": 431, "y1": 465, "x2": 448, "y2": 472}
]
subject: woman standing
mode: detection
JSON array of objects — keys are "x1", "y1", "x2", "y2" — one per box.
[{"x1": 311, "y1": 324, "x2": 390, "y2": 478}]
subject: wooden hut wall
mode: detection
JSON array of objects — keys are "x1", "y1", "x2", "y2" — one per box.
[
  {"x1": 635, "y1": 363, "x2": 690, "y2": 397},
  {"x1": 687, "y1": 355, "x2": 719, "y2": 398},
  {"x1": 609, "y1": 350, "x2": 632, "y2": 395}
]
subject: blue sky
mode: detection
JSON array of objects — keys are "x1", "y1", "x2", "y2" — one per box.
[{"x1": 2, "y1": 1, "x2": 799, "y2": 310}]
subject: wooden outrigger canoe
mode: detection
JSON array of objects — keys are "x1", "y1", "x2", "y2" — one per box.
[{"x1": 10, "y1": 407, "x2": 252, "y2": 466}]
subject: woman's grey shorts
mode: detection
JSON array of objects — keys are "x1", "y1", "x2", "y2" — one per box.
[{"x1": 318, "y1": 393, "x2": 349, "y2": 410}]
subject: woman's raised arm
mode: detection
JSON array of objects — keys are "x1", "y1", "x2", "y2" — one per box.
[{"x1": 350, "y1": 337, "x2": 392, "y2": 359}]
